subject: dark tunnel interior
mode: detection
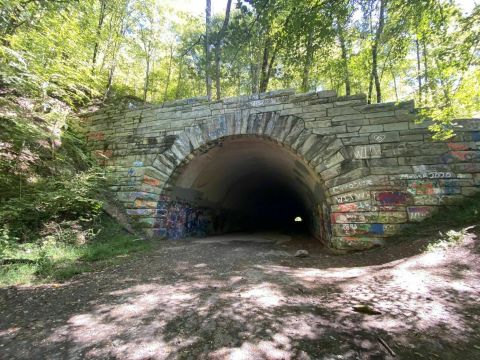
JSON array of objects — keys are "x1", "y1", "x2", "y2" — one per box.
[{"x1": 168, "y1": 136, "x2": 327, "y2": 241}]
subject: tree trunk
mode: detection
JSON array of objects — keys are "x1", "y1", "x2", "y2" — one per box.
[
  {"x1": 251, "y1": 62, "x2": 259, "y2": 95},
  {"x1": 143, "y1": 56, "x2": 150, "y2": 102},
  {"x1": 104, "y1": 65, "x2": 115, "y2": 101},
  {"x1": 92, "y1": 0, "x2": 107, "y2": 72},
  {"x1": 338, "y1": 23, "x2": 351, "y2": 96},
  {"x1": 214, "y1": 0, "x2": 233, "y2": 100},
  {"x1": 264, "y1": 46, "x2": 277, "y2": 92},
  {"x1": 371, "y1": 0, "x2": 386, "y2": 103},
  {"x1": 392, "y1": 70, "x2": 399, "y2": 102},
  {"x1": 367, "y1": 72, "x2": 374, "y2": 104},
  {"x1": 422, "y1": 38, "x2": 429, "y2": 99},
  {"x1": 415, "y1": 37, "x2": 422, "y2": 103},
  {"x1": 163, "y1": 44, "x2": 174, "y2": 103},
  {"x1": 175, "y1": 61, "x2": 184, "y2": 99},
  {"x1": 103, "y1": 8, "x2": 128, "y2": 102},
  {"x1": 205, "y1": 0, "x2": 212, "y2": 100},
  {"x1": 259, "y1": 38, "x2": 270, "y2": 93},
  {"x1": 301, "y1": 30, "x2": 314, "y2": 93}
]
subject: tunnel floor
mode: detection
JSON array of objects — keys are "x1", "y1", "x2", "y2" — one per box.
[{"x1": 2, "y1": 230, "x2": 480, "y2": 359}]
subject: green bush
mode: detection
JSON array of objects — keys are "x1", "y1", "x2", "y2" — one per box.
[{"x1": 0, "y1": 169, "x2": 105, "y2": 241}]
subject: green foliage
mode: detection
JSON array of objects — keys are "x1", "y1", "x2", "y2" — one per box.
[
  {"x1": 0, "y1": 215, "x2": 151, "y2": 286},
  {"x1": 426, "y1": 229, "x2": 467, "y2": 252},
  {"x1": 0, "y1": 96, "x2": 104, "y2": 240}
]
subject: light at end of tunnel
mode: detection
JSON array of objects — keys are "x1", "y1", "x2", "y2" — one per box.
[{"x1": 294, "y1": 216, "x2": 303, "y2": 222}]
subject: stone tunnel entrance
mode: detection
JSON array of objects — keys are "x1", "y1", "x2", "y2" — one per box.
[
  {"x1": 86, "y1": 89, "x2": 480, "y2": 250},
  {"x1": 157, "y1": 136, "x2": 330, "y2": 242}
]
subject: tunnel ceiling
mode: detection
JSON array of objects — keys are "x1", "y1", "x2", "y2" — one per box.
[{"x1": 170, "y1": 137, "x2": 322, "y2": 211}]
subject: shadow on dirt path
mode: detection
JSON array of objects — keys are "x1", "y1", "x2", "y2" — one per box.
[{"x1": 1, "y1": 231, "x2": 480, "y2": 359}]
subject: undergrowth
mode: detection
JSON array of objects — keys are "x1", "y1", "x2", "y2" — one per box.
[
  {"x1": 396, "y1": 191, "x2": 480, "y2": 250},
  {"x1": 0, "y1": 89, "x2": 150, "y2": 286},
  {"x1": 0, "y1": 215, "x2": 151, "y2": 286}
]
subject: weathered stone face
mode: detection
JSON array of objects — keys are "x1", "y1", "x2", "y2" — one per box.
[{"x1": 83, "y1": 89, "x2": 480, "y2": 250}]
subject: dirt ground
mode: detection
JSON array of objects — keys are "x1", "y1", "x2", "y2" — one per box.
[{"x1": 1, "y1": 230, "x2": 480, "y2": 360}]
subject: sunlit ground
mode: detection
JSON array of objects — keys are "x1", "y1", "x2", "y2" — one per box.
[{"x1": 1, "y1": 231, "x2": 479, "y2": 359}]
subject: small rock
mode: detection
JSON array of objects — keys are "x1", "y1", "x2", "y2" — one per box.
[
  {"x1": 352, "y1": 304, "x2": 382, "y2": 315},
  {"x1": 294, "y1": 250, "x2": 309, "y2": 258}
]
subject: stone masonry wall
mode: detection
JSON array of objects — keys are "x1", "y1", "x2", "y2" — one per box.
[{"x1": 82, "y1": 89, "x2": 480, "y2": 250}]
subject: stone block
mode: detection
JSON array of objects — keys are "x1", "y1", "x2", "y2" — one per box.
[
  {"x1": 327, "y1": 106, "x2": 360, "y2": 117},
  {"x1": 384, "y1": 122, "x2": 409, "y2": 131},
  {"x1": 364, "y1": 111, "x2": 396, "y2": 119},
  {"x1": 334, "y1": 99, "x2": 366, "y2": 107},
  {"x1": 331, "y1": 236, "x2": 385, "y2": 250},
  {"x1": 340, "y1": 136, "x2": 371, "y2": 145},
  {"x1": 359, "y1": 125, "x2": 384, "y2": 133},
  {"x1": 312, "y1": 125, "x2": 346, "y2": 135},
  {"x1": 332, "y1": 113, "x2": 366, "y2": 123}
]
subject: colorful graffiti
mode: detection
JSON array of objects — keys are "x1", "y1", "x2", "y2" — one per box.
[
  {"x1": 154, "y1": 197, "x2": 213, "y2": 239},
  {"x1": 331, "y1": 211, "x2": 406, "y2": 224},
  {"x1": 128, "y1": 192, "x2": 158, "y2": 201},
  {"x1": 334, "y1": 223, "x2": 404, "y2": 237},
  {"x1": 407, "y1": 180, "x2": 436, "y2": 195},
  {"x1": 407, "y1": 179, "x2": 460, "y2": 195},
  {"x1": 375, "y1": 191, "x2": 410, "y2": 205},
  {"x1": 441, "y1": 150, "x2": 480, "y2": 164},
  {"x1": 127, "y1": 167, "x2": 136, "y2": 186},
  {"x1": 143, "y1": 175, "x2": 161, "y2": 187},
  {"x1": 472, "y1": 131, "x2": 480, "y2": 142}
]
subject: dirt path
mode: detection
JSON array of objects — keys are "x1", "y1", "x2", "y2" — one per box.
[{"x1": 1, "y1": 232, "x2": 480, "y2": 360}]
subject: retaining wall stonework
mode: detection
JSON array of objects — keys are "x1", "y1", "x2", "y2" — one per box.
[{"x1": 82, "y1": 89, "x2": 480, "y2": 250}]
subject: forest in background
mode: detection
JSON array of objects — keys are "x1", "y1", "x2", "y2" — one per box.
[{"x1": 0, "y1": 0, "x2": 479, "y2": 135}]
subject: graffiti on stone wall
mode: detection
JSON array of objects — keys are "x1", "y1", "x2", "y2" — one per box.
[
  {"x1": 399, "y1": 172, "x2": 454, "y2": 180},
  {"x1": 472, "y1": 131, "x2": 480, "y2": 142},
  {"x1": 249, "y1": 96, "x2": 288, "y2": 108},
  {"x1": 331, "y1": 178, "x2": 375, "y2": 194},
  {"x1": 375, "y1": 191, "x2": 411, "y2": 205},
  {"x1": 334, "y1": 191, "x2": 370, "y2": 204},
  {"x1": 128, "y1": 192, "x2": 158, "y2": 201},
  {"x1": 441, "y1": 144, "x2": 480, "y2": 163},
  {"x1": 353, "y1": 144, "x2": 381, "y2": 159},
  {"x1": 154, "y1": 197, "x2": 212, "y2": 239},
  {"x1": 331, "y1": 211, "x2": 406, "y2": 224},
  {"x1": 334, "y1": 223, "x2": 403, "y2": 237},
  {"x1": 207, "y1": 116, "x2": 228, "y2": 139},
  {"x1": 143, "y1": 175, "x2": 161, "y2": 187},
  {"x1": 407, "y1": 206, "x2": 434, "y2": 221},
  {"x1": 407, "y1": 179, "x2": 460, "y2": 195},
  {"x1": 127, "y1": 167, "x2": 136, "y2": 186}
]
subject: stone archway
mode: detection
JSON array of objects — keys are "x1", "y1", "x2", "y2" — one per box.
[
  {"x1": 148, "y1": 112, "x2": 347, "y2": 245},
  {"x1": 86, "y1": 90, "x2": 480, "y2": 250}
]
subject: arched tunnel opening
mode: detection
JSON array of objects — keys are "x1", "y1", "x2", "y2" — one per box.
[{"x1": 160, "y1": 136, "x2": 330, "y2": 242}]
